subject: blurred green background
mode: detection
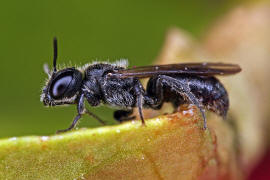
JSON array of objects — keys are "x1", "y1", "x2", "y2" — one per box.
[{"x1": 0, "y1": 0, "x2": 243, "y2": 138}]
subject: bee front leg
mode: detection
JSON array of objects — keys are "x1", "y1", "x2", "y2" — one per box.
[
  {"x1": 84, "y1": 108, "x2": 105, "y2": 125},
  {"x1": 78, "y1": 93, "x2": 105, "y2": 125},
  {"x1": 56, "y1": 114, "x2": 82, "y2": 134},
  {"x1": 56, "y1": 94, "x2": 105, "y2": 133},
  {"x1": 56, "y1": 94, "x2": 85, "y2": 133}
]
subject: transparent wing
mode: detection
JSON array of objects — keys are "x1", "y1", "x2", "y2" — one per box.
[{"x1": 109, "y1": 62, "x2": 241, "y2": 78}]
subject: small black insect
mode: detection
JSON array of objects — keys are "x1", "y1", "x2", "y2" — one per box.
[{"x1": 41, "y1": 38, "x2": 241, "y2": 133}]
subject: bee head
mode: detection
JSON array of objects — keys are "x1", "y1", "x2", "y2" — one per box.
[{"x1": 41, "y1": 38, "x2": 83, "y2": 106}]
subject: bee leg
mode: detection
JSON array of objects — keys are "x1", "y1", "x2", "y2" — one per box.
[
  {"x1": 84, "y1": 108, "x2": 105, "y2": 125},
  {"x1": 134, "y1": 80, "x2": 145, "y2": 125},
  {"x1": 56, "y1": 114, "x2": 82, "y2": 133},
  {"x1": 78, "y1": 93, "x2": 105, "y2": 125},
  {"x1": 153, "y1": 75, "x2": 206, "y2": 130},
  {"x1": 56, "y1": 94, "x2": 85, "y2": 133},
  {"x1": 56, "y1": 94, "x2": 104, "y2": 133},
  {"x1": 114, "y1": 109, "x2": 135, "y2": 123},
  {"x1": 145, "y1": 76, "x2": 164, "y2": 109}
]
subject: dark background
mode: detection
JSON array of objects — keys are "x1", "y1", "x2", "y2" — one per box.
[{"x1": 0, "y1": 0, "x2": 242, "y2": 138}]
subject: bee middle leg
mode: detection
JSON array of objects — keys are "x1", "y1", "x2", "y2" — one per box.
[{"x1": 134, "y1": 79, "x2": 146, "y2": 125}]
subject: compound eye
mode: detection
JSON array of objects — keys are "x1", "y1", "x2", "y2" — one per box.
[{"x1": 51, "y1": 76, "x2": 72, "y2": 98}]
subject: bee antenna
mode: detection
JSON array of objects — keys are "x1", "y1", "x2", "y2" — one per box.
[{"x1": 53, "y1": 37, "x2": 58, "y2": 73}]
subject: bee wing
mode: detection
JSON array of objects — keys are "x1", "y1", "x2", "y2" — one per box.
[{"x1": 109, "y1": 62, "x2": 241, "y2": 78}]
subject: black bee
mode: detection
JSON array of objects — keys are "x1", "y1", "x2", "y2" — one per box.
[{"x1": 41, "y1": 38, "x2": 241, "y2": 133}]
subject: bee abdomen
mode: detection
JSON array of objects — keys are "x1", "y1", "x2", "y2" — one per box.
[{"x1": 187, "y1": 76, "x2": 229, "y2": 117}]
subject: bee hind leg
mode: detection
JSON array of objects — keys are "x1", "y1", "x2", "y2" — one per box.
[{"x1": 147, "y1": 75, "x2": 207, "y2": 130}]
